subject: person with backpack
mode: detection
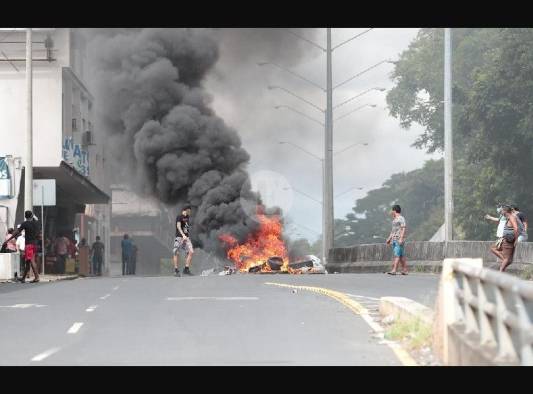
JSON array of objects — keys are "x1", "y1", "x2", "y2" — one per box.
[
  {"x1": 490, "y1": 205, "x2": 519, "y2": 272},
  {"x1": 512, "y1": 205, "x2": 528, "y2": 242}
]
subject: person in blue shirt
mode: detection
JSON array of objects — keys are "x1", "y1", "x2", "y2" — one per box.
[{"x1": 121, "y1": 234, "x2": 133, "y2": 275}]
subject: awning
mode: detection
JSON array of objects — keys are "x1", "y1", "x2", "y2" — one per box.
[{"x1": 33, "y1": 161, "x2": 110, "y2": 205}]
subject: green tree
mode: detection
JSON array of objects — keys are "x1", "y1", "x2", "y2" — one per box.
[
  {"x1": 386, "y1": 28, "x2": 533, "y2": 240},
  {"x1": 335, "y1": 159, "x2": 444, "y2": 246}
]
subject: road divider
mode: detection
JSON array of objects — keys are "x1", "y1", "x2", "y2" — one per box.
[
  {"x1": 264, "y1": 282, "x2": 417, "y2": 366},
  {"x1": 166, "y1": 296, "x2": 259, "y2": 301}
]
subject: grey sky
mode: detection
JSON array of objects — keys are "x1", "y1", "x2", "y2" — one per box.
[{"x1": 205, "y1": 28, "x2": 441, "y2": 242}]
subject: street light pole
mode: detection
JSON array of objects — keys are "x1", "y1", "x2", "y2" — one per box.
[
  {"x1": 444, "y1": 28, "x2": 453, "y2": 242},
  {"x1": 323, "y1": 28, "x2": 334, "y2": 264},
  {"x1": 25, "y1": 28, "x2": 33, "y2": 212}
]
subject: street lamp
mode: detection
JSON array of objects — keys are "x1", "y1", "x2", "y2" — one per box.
[
  {"x1": 263, "y1": 29, "x2": 391, "y2": 265},
  {"x1": 278, "y1": 141, "x2": 323, "y2": 162},
  {"x1": 334, "y1": 185, "x2": 364, "y2": 199},
  {"x1": 274, "y1": 105, "x2": 325, "y2": 126},
  {"x1": 333, "y1": 142, "x2": 369, "y2": 157},
  {"x1": 333, "y1": 59, "x2": 395, "y2": 91},
  {"x1": 257, "y1": 62, "x2": 325, "y2": 92},
  {"x1": 268, "y1": 85, "x2": 324, "y2": 114},
  {"x1": 283, "y1": 186, "x2": 322, "y2": 206},
  {"x1": 335, "y1": 104, "x2": 377, "y2": 122},
  {"x1": 333, "y1": 87, "x2": 386, "y2": 110}
]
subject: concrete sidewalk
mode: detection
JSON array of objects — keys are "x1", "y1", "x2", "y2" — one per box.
[{"x1": 0, "y1": 274, "x2": 78, "y2": 284}]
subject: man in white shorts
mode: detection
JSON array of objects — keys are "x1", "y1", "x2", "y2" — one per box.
[{"x1": 173, "y1": 205, "x2": 194, "y2": 276}]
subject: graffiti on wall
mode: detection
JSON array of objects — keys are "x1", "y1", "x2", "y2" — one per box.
[{"x1": 63, "y1": 137, "x2": 89, "y2": 177}]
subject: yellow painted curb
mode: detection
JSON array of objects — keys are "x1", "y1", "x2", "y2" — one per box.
[{"x1": 264, "y1": 281, "x2": 418, "y2": 366}]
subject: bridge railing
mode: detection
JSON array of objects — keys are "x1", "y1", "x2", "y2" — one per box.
[{"x1": 439, "y1": 258, "x2": 533, "y2": 365}]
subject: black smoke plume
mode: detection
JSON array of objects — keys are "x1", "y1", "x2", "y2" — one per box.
[{"x1": 86, "y1": 28, "x2": 262, "y2": 253}]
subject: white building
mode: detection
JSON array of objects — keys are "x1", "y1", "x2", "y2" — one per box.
[{"x1": 0, "y1": 28, "x2": 111, "y2": 274}]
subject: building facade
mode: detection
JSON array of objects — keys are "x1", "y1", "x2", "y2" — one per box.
[
  {"x1": 0, "y1": 28, "x2": 111, "y2": 274},
  {"x1": 110, "y1": 185, "x2": 173, "y2": 276}
]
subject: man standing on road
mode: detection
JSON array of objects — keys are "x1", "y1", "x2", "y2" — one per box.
[
  {"x1": 386, "y1": 205, "x2": 408, "y2": 275},
  {"x1": 121, "y1": 234, "x2": 133, "y2": 275},
  {"x1": 91, "y1": 236, "x2": 105, "y2": 276},
  {"x1": 3, "y1": 210, "x2": 40, "y2": 283},
  {"x1": 173, "y1": 205, "x2": 194, "y2": 277}
]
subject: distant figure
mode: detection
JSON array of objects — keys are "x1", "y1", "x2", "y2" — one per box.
[
  {"x1": 54, "y1": 233, "x2": 70, "y2": 274},
  {"x1": 3, "y1": 210, "x2": 40, "y2": 283},
  {"x1": 78, "y1": 238, "x2": 90, "y2": 276},
  {"x1": 4, "y1": 228, "x2": 17, "y2": 252},
  {"x1": 173, "y1": 205, "x2": 194, "y2": 277},
  {"x1": 386, "y1": 204, "x2": 408, "y2": 275},
  {"x1": 91, "y1": 236, "x2": 105, "y2": 276},
  {"x1": 129, "y1": 240, "x2": 138, "y2": 275},
  {"x1": 121, "y1": 234, "x2": 133, "y2": 275}
]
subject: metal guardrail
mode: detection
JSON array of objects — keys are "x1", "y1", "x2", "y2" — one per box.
[{"x1": 443, "y1": 258, "x2": 533, "y2": 365}]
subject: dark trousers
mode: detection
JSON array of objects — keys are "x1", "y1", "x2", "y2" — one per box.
[
  {"x1": 122, "y1": 254, "x2": 130, "y2": 275},
  {"x1": 129, "y1": 254, "x2": 136, "y2": 275},
  {"x1": 92, "y1": 255, "x2": 103, "y2": 276},
  {"x1": 57, "y1": 254, "x2": 67, "y2": 274}
]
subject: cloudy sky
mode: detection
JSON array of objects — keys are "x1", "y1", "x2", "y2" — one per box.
[{"x1": 205, "y1": 28, "x2": 441, "y2": 242}]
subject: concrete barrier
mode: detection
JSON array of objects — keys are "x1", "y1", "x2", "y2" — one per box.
[
  {"x1": 0, "y1": 253, "x2": 20, "y2": 280},
  {"x1": 327, "y1": 241, "x2": 533, "y2": 273},
  {"x1": 380, "y1": 297, "x2": 434, "y2": 326},
  {"x1": 435, "y1": 258, "x2": 533, "y2": 366}
]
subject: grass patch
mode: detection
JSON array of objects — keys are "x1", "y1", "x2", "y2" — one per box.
[
  {"x1": 519, "y1": 265, "x2": 533, "y2": 281},
  {"x1": 384, "y1": 317, "x2": 432, "y2": 351},
  {"x1": 412, "y1": 265, "x2": 426, "y2": 273}
]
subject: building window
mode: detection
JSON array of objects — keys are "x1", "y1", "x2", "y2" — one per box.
[
  {"x1": 82, "y1": 119, "x2": 86, "y2": 132},
  {"x1": 72, "y1": 118, "x2": 77, "y2": 132}
]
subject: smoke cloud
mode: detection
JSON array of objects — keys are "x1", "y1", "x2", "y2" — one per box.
[{"x1": 86, "y1": 28, "x2": 267, "y2": 254}]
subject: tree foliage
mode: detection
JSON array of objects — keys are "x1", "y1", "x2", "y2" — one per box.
[{"x1": 337, "y1": 28, "x2": 533, "y2": 243}]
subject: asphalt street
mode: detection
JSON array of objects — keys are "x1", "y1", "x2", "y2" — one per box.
[{"x1": 0, "y1": 272, "x2": 439, "y2": 365}]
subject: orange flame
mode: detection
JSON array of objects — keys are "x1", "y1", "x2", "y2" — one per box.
[{"x1": 219, "y1": 209, "x2": 291, "y2": 273}]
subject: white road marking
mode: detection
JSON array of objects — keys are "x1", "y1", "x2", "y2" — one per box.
[
  {"x1": 345, "y1": 294, "x2": 380, "y2": 301},
  {"x1": 31, "y1": 347, "x2": 61, "y2": 362},
  {"x1": 0, "y1": 304, "x2": 47, "y2": 309},
  {"x1": 100, "y1": 294, "x2": 111, "y2": 300},
  {"x1": 166, "y1": 297, "x2": 259, "y2": 301},
  {"x1": 85, "y1": 305, "x2": 98, "y2": 312},
  {"x1": 112, "y1": 286, "x2": 119, "y2": 291},
  {"x1": 67, "y1": 322, "x2": 84, "y2": 334}
]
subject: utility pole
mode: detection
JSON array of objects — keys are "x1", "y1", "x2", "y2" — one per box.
[
  {"x1": 444, "y1": 28, "x2": 453, "y2": 242},
  {"x1": 323, "y1": 28, "x2": 334, "y2": 263},
  {"x1": 25, "y1": 28, "x2": 33, "y2": 212}
]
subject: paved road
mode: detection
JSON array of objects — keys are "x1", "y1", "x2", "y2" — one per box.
[{"x1": 0, "y1": 273, "x2": 439, "y2": 365}]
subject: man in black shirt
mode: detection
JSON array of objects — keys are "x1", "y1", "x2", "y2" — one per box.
[
  {"x1": 3, "y1": 210, "x2": 40, "y2": 283},
  {"x1": 173, "y1": 205, "x2": 194, "y2": 276}
]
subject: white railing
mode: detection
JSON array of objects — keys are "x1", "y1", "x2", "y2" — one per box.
[{"x1": 440, "y1": 258, "x2": 533, "y2": 365}]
